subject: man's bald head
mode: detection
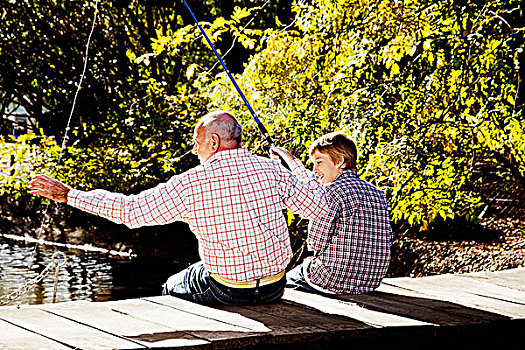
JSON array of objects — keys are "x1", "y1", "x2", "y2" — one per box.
[
  {"x1": 196, "y1": 110, "x2": 243, "y2": 148},
  {"x1": 192, "y1": 110, "x2": 243, "y2": 164}
]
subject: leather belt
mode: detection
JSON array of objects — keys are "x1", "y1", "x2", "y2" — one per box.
[{"x1": 210, "y1": 270, "x2": 285, "y2": 289}]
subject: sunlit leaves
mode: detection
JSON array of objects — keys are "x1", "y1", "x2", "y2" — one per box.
[
  {"x1": 208, "y1": 0, "x2": 524, "y2": 230},
  {"x1": 0, "y1": 134, "x2": 61, "y2": 198},
  {"x1": 3, "y1": 0, "x2": 522, "y2": 233}
]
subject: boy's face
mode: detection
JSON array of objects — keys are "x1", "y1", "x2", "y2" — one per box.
[{"x1": 310, "y1": 149, "x2": 342, "y2": 184}]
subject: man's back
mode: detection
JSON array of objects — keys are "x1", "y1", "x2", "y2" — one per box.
[
  {"x1": 177, "y1": 148, "x2": 308, "y2": 281},
  {"x1": 69, "y1": 147, "x2": 327, "y2": 281}
]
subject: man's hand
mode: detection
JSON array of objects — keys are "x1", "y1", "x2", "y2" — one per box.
[{"x1": 28, "y1": 174, "x2": 71, "y2": 203}]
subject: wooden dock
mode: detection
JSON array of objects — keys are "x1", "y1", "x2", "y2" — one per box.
[{"x1": 1, "y1": 268, "x2": 524, "y2": 349}]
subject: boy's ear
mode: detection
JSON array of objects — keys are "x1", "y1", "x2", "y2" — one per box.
[{"x1": 335, "y1": 157, "x2": 346, "y2": 170}]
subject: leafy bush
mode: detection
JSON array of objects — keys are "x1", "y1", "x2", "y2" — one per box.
[
  {"x1": 202, "y1": 0, "x2": 524, "y2": 229},
  {"x1": 0, "y1": 134, "x2": 61, "y2": 199},
  {"x1": 1, "y1": 0, "x2": 523, "y2": 233}
]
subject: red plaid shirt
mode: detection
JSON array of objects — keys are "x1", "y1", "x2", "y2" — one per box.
[
  {"x1": 68, "y1": 148, "x2": 327, "y2": 281},
  {"x1": 305, "y1": 170, "x2": 392, "y2": 294}
]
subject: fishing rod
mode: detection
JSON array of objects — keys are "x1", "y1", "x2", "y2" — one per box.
[{"x1": 182, "y1": 0, "x2": 275, "y2": 151}]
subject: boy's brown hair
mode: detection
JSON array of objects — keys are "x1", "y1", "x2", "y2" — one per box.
[{"x1": 309, "y1": 132, "x2": 357, "y2": 171}]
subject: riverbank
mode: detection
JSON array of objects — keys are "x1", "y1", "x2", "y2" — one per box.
[
  {"x1": 1, "y1": 200, "x2": 524, "y2": 279},
  {"x1": 388, "y1": 217, "x2": 525, "y2": 277},
  {"x1": 0, "y1": 194, "x2": 200, "y2": 264}
]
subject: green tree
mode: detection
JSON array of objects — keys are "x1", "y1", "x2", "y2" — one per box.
[
  {"x1": 1, "y1": 0, "x2": 293, "y2": 194},
  {"x1": 203, "y1": 0, "x2": 524, "y2": 229},
  {"x1": 3, "y1": 0, "x2": 522, "y2": 233}
]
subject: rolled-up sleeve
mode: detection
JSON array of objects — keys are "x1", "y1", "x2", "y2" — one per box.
[{"x1": 67, "y1": 176, "x2": 187, "y2": 229}]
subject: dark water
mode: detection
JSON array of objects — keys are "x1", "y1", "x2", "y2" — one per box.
[{"x1": 0, "y1": 235, "x2": 186, "y2": 306}]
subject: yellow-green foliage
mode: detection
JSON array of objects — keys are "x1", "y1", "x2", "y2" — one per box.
[
  {"x1": 5, "y1": 0, "x2": 523, "y2": 232},
  {"x1": 195, "y1": 0, "x2": 524, "y2": 229},
  {"x1": 0, "y1": 134, "x2": 61, "y2": 199}
]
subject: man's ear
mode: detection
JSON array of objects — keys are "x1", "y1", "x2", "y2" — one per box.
[{"x1": 210, "y1": 133, "x2": 220, "y2": 151}]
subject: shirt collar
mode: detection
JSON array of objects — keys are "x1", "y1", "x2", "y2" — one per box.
[
  {"x1": 203, "y1": 147, "x2": 248, "y2": 167},
  {"x1": 335, "y1": 169, "x2": 358, "y2": 181}
]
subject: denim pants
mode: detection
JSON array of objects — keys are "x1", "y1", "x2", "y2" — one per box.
[
  {"x1": 286, "y1": 263, "x2": 320, "y2": 294},
  {"x1": 162, "y1": 261, "x2": 286, "y2": 305}
]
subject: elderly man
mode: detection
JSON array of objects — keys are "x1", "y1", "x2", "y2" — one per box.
[{"x1": 29, "y1": 110, "x2": 327, "y2": 305}]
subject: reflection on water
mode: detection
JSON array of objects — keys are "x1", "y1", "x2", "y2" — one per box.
[{"x1": 0, "y1": 235, "x2": 185, "y2": 306}]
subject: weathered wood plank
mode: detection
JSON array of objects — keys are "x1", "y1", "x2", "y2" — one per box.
[
  {"x1": 0, "y1": 305, "x2": 142, "y2": 349},
  {"x1": 447, "y1": 272, "x2": 525, "y2": 304},
  {"x1": 104, "y1": 297, "x2": 266, "y2": 346},
  {"x1": 149, "y1": 295, "x2": 370, "y2": 332},
  {"x1": 0, "y1": 318, "x2": 71, "y2": 350},
  {"x1": 39, "y1": 300, "x2": 208, "y2": 348},
  {"x1": 382, "y1": 272, "x2": 525, "y2": 318},
  {"x1": 143, "y1": 296, "x2": 270, "y2": 332},
  {"x1": 244, "y1": 299, "x2": 371, "y2": 331},
  {"x1": 335, "y1": 291, "x2": 509, "y2": 325},
  {"x1": 143, "y1": 296, "x2": 273, "y2": 348},
  {"x1": 388, "y1": 272, "x2": 525, "y2": 302},
  {"x1": 457, "y1": 268, "x2": 525, "y2": 293},
  {"x1": 490, "y1": 267, "x2": 525, "y2": 281},
  {"x1": 376, "y1": 281, "x2": 437, "y2": 298},
  {"x1": 216, "y1": 303, "x2": 331, "y2": 347},
  {"x1": 283, "y1": 289, "x2": 432, "y2": 327}
]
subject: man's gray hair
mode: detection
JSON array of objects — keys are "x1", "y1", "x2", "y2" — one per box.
[{"x1": 199, "y1": 110, "x2": 242, "y2": 147}]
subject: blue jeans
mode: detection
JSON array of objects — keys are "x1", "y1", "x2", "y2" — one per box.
[
  {"x1": 162, "y1": 261, "x2": 286, "y2": 305},
  {"x1": 286, "y1": 264, "x2": 320, "y2": 294}
]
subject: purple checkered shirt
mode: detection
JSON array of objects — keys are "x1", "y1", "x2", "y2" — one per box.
[{"x1": 305, "y1": 170, "x2": 392, "y2": 294}]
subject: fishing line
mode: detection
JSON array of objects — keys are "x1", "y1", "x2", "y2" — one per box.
[
  {"x1": 1, "y1": 1, "x2": 101, "y2": 306},
  {"x1": 34, "y1": 0, "x2": 99, "y2": 232},
  {"x1": 207, "y1": 0, "x2": 270, "y2": 74},
  {"x1": 182, "y1": 0, "x2": 275, "y2": 151},
  {"x1": 58, "y1": 0, "x2": 100, "y2": 160}
]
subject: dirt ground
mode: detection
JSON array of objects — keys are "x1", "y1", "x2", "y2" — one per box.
[{"x1": 388, "y1": 216, "x2": 525, "y2": 277}]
